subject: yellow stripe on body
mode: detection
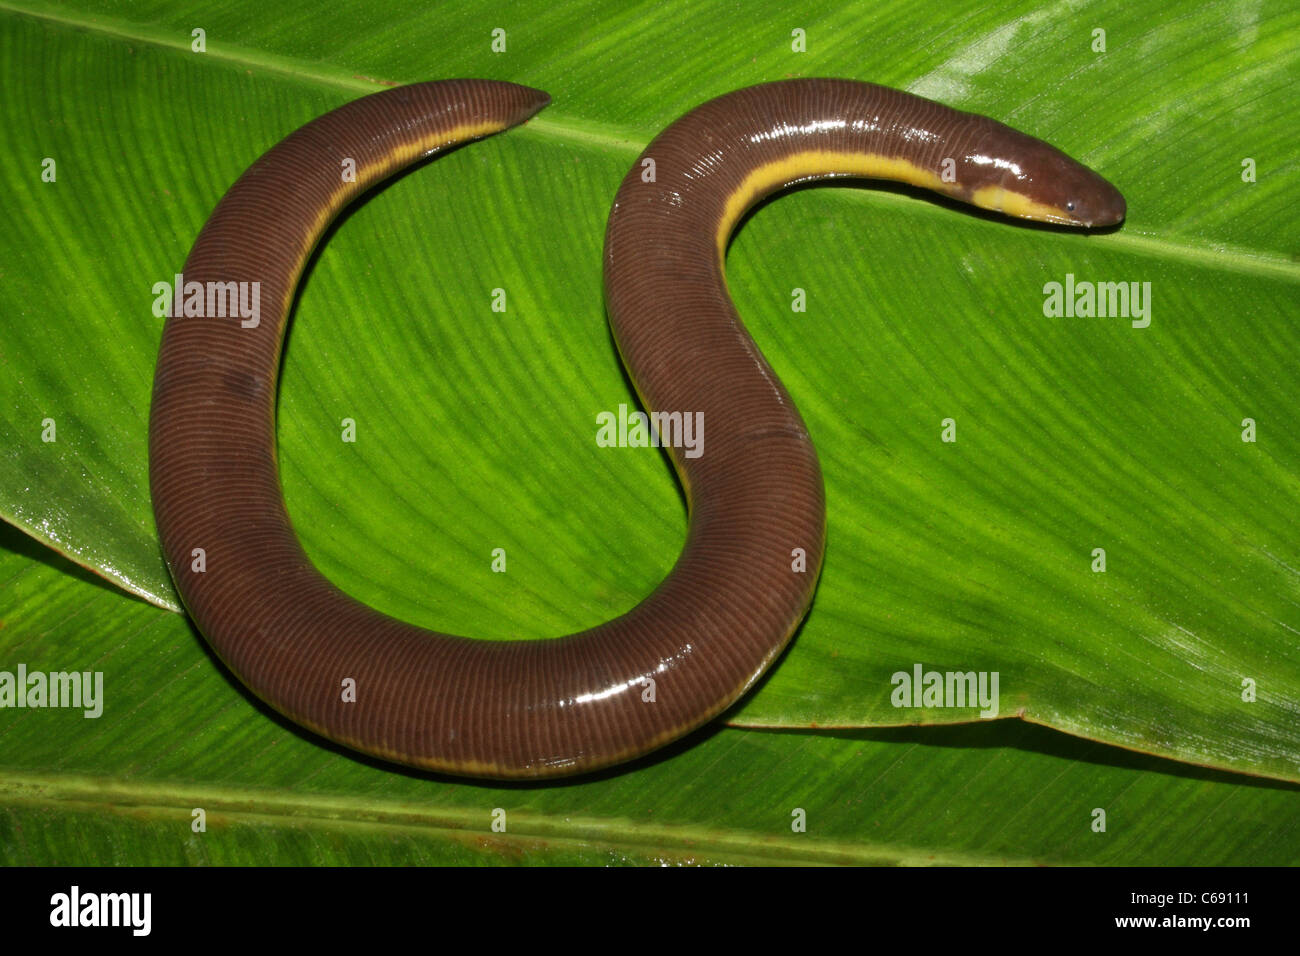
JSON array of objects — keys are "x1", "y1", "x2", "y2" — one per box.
[
  {"x1": 304, "y1": 119, "x2": 507, "y2": 260},
  {"x1": 715, "y1": 150, "x2": 950, "y2": 259},
  {"x1": 970, "y1": 185, "x2": 1072, "y2": 224},
  {"x1": 275, "y1": 120, "x2": 508, "y2": 322},
  {"x1": 713, "y1": 150, "x2": 1077, "y2": 258}
]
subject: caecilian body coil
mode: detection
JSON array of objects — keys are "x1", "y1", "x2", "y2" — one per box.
[{"x1": 149, "y1": 79, "x2": 1124, "y2": 779}]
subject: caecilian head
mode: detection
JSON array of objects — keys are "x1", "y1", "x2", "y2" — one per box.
[{"x1": 959, "y1": 122, "x2": 1126, "y2": 228}]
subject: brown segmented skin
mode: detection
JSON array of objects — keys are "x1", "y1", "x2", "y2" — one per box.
[{"x1": 150, "y1": 78, "x2": 1124, "y2": 780}]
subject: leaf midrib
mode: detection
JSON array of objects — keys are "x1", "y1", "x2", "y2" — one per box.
[{"x1": 0, "y1": 770, "x2": 1042, "y2": 865}]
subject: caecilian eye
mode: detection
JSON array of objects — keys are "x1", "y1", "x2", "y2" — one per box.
[{"x1": 1066, "y1": 201, "x2": 1076, "y2": 212}]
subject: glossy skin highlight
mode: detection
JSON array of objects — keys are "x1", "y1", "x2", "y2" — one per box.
[{"x1": 149, "y1": 78, "x2": 1124, "y2": 779}]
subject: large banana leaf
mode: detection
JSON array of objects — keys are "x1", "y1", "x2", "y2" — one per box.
[{"x1": 1, "y1": 0, "x2": 1297, "y2": 864}]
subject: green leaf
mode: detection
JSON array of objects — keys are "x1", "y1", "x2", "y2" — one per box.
[{"x1": 1, "y1": 0, "x2": 1299, "y2": 863}]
